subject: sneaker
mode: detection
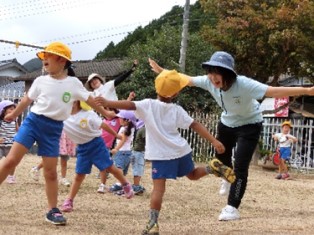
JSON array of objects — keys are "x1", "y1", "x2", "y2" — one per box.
[
  {"x1": 97, "y1": 183, "x2": 108, "y2": 193},
  {"x1": 122, "y1": 182, "x2": 134, "y2": 199},
  {"x1": 46, "y1": 207, "x2": 67, "y2": 225},
  {"x1": 218, "y1": 205, "x2": 240, "y2": 221},
  {"x1": 61, "y1": 198, "x2": 73, "y2": 212},
  {"x1": 281, "y1": 173, "x2": 290, "y2": 180},
  {"x1": 114, "y1": 190, "x2": 125, "y2": 196},
  {"x1": 30, "y1": 167, "x2": 40, "y2": 181},
  {"x1": 142, "y1": 221, "x2": 159, "y2": 235},
  {"x1": 60, "y1": 178, "x2": 71, "y2": 187},
  {"x1": 209, "y1": 158, "x2": 236, "y2": 183},
  {"x1": 275, "y1": 174, "x2": 282, "y2": 179},
  {"x1": 6, "y1": 175, "x2": 16, "y2": 184},
  {"x1": 109, "y1": 182, "x2": 122, "y2": 192},
  {"x1": 133, "y1": 184, "x2": 146, "y2": 195},
  {"x1": 219, "y1": 179, "x2": 231, "y2": 196}
]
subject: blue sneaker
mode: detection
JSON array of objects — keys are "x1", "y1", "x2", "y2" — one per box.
[
  {"x1": 132, "y1": 185, "x2": 146, "y2": 195},
  {"x1": 110, "y1": 183, "x2": 122, "y2": 192},
  {"x1": 46, "y1": 207, "x2": 67, "y2": 225}
]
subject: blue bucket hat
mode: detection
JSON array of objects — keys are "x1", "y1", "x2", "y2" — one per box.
[{"x1": 202, "y1": 51, "x2": 237, "y2": 76}]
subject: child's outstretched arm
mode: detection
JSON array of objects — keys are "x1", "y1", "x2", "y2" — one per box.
[
  {"x1": 85, "y1": 95, "x2": 116, "y2": 118},
  {"x1": 190, "y1": 121, "x2": 225, "y2": 154},
  {"x1": 4, "y1": 96, "x2": 33, "y2": 122},
  {"x1": 100, "y1": 122, "x2": 122, "y2": 141},
  {"x1": 95, "y1": 97, "x2": 136, "y2": 110}
]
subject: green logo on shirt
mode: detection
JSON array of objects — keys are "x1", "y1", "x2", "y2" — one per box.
[{"x1": 62, "y1": 92, "x2": 71, "y2": 103}]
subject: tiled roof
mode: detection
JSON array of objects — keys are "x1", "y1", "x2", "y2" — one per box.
[
  {"x1": 0, "y1": 59, "x2": 29, "y2": 73},
  {"x1": 16, "y1": 59, "x2": 127, "y2": 81}
]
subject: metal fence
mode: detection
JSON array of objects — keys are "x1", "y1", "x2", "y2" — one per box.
[{"x1": 260, "y1": 118, "x2": 314, "y2": 172}]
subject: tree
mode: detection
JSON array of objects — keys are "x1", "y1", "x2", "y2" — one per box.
[
  {"x1": 115, "y1": 24, "x2": 220, "y2": 112},
  {"x1": 199, "y1": 0, "x2": 314, "y2": 84}
]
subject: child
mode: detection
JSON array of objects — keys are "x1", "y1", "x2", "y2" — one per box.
[
  {"x1": 30, "y1": 130, "x2": 76, "y2": 187},
  {"x1": 60, "y1": 101, "x2": 133, "y2": 213},
  {"x1": 109, "y1": 110, "x2": 136, "y2": 195},
  {"x1": 84, "y1": 60, "x2": 138, "y2": 101},
  {"x1": 273, "y1": 120, "x2": 297, "y2": 180},
  {"x1": 0, "y1": 100, "x2": 18, "y2": 184},
  {"x1": 95, "y1": 69, "x2": 236, "y2": 234},
  {"x1": 130, "y1": 119, "x2": 146, "y2": 195},
  {"x1": 0, "y1": 41, "x2": 108, "y2": 225}
]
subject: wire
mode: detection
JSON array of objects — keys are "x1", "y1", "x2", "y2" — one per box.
[{"x1": 0, "y1": 0, "x2": 102, "y2": 21}]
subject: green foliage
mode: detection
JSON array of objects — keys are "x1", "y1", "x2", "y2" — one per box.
[
  {"x1": 94, "y1": 0, "x2": 314, "y2": 111},
  {"x1": 257, "y1": 139, "x2": 272, "y2": 159},
  {"x1": 115, "y1": 23, "x2": 219, "y2": 112},
  {"x1": 199, "y1": 0, "x2": 314, "y2": 83}
]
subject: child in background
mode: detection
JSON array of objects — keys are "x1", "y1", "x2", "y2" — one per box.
[
  {"x1": 130, "y1": 119, "x2": 146, "y2": 195},
  {"x1": 60, "y1": 101, "x2": 133, "y2": 213},
  {"x1": 0, "y1": 41, "x2": 108, "y2": 225},
  {"x1": 273, "y1": 120, "x2": 297, "y2": 180},
  {"x1": 95, "y1": 69, "x2": 236, "y2": 234},
  {"x1": 30, "y1": 130, "x2": 76, "y2": 187},
  {"x1": 0, "y1": 100, "x2": 18, "y2": 184},
  {"x1": 84, "y1": 60, "x2": 138, "y2": 101},
  {"x1": 109, "y1": 110, "x2": 136, "y2": 195},
  {"x1": 97, "y1": 92, "x2": 136, "y2": 192}
]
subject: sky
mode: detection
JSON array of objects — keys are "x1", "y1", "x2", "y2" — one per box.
[{"x1": 0, "y1": 0, "x2": 197, "y2": 65}]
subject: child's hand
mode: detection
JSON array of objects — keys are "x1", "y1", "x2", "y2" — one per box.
[
  {"x1": 212, "y1": 140, "x2": 225, "y2": 154},
  {"x1": 127, "y1": 91, "x2": 136, "y2": 101},
  {"x1": 95, "y1": 97, "x2": 107, "y2": 106},
  {"x1": 4, "y1": 113, "x2": 15, "y2": 122},
  {"x1": 132, "y1": 60, "x2": 138, "y2": 70},
  {"x1": 148, "y1": 58, "x2": 163, "y2": 74},
  {"x1": 111, "y1": 148, "x2": 118, "y2": 155}
]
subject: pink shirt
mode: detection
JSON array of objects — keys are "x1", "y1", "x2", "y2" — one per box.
[{"x1": 101, "y1": 117, "x2": 121, "y2": 149}]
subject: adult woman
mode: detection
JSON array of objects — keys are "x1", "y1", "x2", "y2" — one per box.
[{"x1": 149, "y1": 51, "x2": 314, "y2": 221}]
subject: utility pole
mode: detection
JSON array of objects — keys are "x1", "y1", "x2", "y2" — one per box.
[{"x1": 179, "y1": 0, "x2": 190, "y2": 72}]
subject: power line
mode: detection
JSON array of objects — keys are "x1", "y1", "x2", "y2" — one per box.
[
  {"x1": 0, "y1": 0, "x2": 102, "y2": 21},
  {"x1": 0, "y1": 30, "x2": 133, "y2": 58}
]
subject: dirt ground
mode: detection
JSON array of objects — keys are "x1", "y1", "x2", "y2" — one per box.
[{"x1": 1, "y1": 154, "x2": 314, "y2": 235}]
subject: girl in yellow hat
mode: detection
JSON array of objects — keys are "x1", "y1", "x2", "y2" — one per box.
[{"x1": 0, "y1": 41, "x2": 110, "y2": 226}]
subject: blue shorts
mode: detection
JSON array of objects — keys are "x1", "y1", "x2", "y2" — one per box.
[
  {"x1": 76, "y1": 137, "x2": 113, "y2": 174},
  {"x1": 280, "y1": 147, "x2": 291, "y2": 160},
  {"x1": 113, "y1": 150, "x2": 132, "y2": 176},
  {"x1": 151, "y1": 152, "x2": 194, "y2": 179},
  {"x1": 14, "y1": 112, "x2": 63, "y2": 157},
  {"x1": 130, "y1": 151, "x2": 145, "y2": 177}
]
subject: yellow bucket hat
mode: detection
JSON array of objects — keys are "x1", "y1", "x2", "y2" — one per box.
[
  {"x1": 282, "y1": 120, "x2": 292, "y2": 128},
  {"x1": 37, "y1": 42, "x2": 72, "y2": 61},
  {"x1": 155, "y1": 70, "x2": 190, "y2": 98}
]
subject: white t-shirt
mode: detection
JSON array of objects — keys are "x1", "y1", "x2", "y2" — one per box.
[
  {"x1": 274, "y1": 133, "x2": 295, "y2": 147},
  {"x1": 134, "y1": 99, "x2": 193, "y2": 160},
  {"x1": 63, "y1": 110, "x2": 102, "y2": 144},
  {"x1": 92, "y1": 80, "x2": 118, "y2": 101},
  {"x1": 28, "y1": 75, "x2": 90, "y2": 121},
  {"x1": 115, "y1": 126, "x2": 135, "y2": 151},
  {"x1": 192, "y1": 75, "x2": 268, "y2": 127}
]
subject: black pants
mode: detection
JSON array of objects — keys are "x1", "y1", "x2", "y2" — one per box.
[{"x1": 216, "y1": 121, "x2": 263, "y2": 209}]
